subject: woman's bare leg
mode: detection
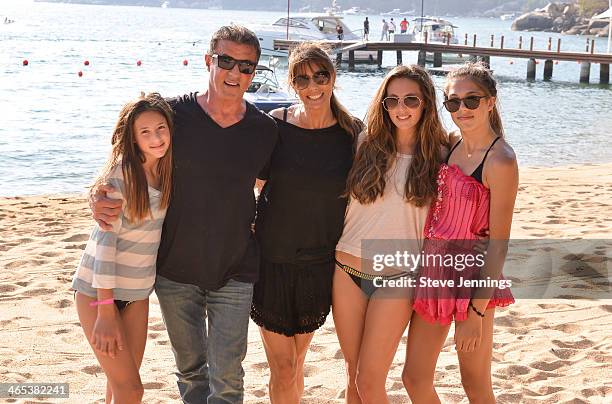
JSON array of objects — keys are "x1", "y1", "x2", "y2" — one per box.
[
  {"x1": 402, "y1": 312, "x2": 451, "y2": 404},
  {"x1": 75, "y1": 293, "x2": 144, "y2": 403},
  {"x1": 456, "y1": 308, "x2": 495, "y2": 404},
  {"x1": 332, "y1": 269, "x2": 368, "y2": 404}
]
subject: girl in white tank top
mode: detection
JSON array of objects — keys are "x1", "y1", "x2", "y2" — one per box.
[{"x1": 332, "y1": 65, "x2": 449, "y2": 403}]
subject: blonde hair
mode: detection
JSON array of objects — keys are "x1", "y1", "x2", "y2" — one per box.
[
  {"x1": 287, "y1": 42, "x2": 364, "y2": 139},
  {"x1": 346, "y1": 65, "x2": 447, "y2": 207},
  {"x1": 444, "y1": 61, "x2": 504, "y2": 137},
  {"x1": 93, "y1": 93, "x2": 174, "y2": 223}
]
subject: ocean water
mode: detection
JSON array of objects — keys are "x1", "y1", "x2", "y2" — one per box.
[{"x1": 1, "y1": 1, "x2": 611, "y2": 195}]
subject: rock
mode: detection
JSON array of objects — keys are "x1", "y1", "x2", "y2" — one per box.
[
  {"x1": 590, "y1": 26, "x2": 610, "y2": 37},
  {"x1": 539, "y1": 2, "x2": 564, "y2": 18},
  {"x1": 512, "y1": 12, "x2": 554, "y2": 31},
  {"x1": 563, "y1": 24, "x2": 588, "y2": 35}
]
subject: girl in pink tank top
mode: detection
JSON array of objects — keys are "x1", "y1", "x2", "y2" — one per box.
[{"x1": 403, "y1": 63, "x2": 519, "y2": 403}]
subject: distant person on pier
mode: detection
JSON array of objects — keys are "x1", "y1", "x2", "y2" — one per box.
[
  {"x1": 400, "y1": 17, "x2": 409, "y2": 34},
  {"x1": 336, "y1": 23, "x2": 344, "y2": 40},
  {"x1": 389, "y1": 17, "x2": 396, "y2": 39},
  {"x1": 381, "y1": 19, "x2": 389, "y2": 41},
  {"x1": 363, "y1": 16, "x2": 370, "y2": 41}
]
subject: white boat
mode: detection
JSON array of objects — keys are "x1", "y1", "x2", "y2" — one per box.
[
  {"x1": 411, "y1": 17, "x2": 467, "y2": 64},
  {"x1": 251, "y1": 14, "x2": 378, "y2": 64},
  {"x1": 161, "y1": 1, "x2": 169, "y2": 8},
  {"x1": 342, "y1": 7, "x2": 364, "y2": 15},
  {"x1": 381, "y1": 9, "x2": 401, "y2": 16},
  {"x1": 243, "y1": 65, "x2": 298, "y2": 113},
  {"x1": 410, "y1": 17, "x2": 459, "y2": 44},
  {"x1": 500, "y1": 13, "x2": 516, "y2": 21}
]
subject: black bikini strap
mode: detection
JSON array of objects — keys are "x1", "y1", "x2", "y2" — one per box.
[
  {"x1": 480, "y1": 137, "x2": 501, "y2": 166},
  {"x1": 446, "y1": 138, "x2": 462, "y2": 163},
  {"x1": 283, "y1": 107, "x2": 288, "y2": 122}
]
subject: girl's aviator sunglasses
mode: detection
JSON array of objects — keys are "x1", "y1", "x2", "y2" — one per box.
[
  {"x1": 382, "y1": 95, "x2": 422, "y2": 111},
  {"x1": 443, "y1": 95, "x2": 488, "y2": 113},
  {"x1": 212, "y1": 54, "x2": 257, "y2": 74},
  {"x1": 292, "y1": 70, "x2": 331, "y2": 90}
]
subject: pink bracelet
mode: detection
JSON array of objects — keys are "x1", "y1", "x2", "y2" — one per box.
[{"x1": 89, "y1": 298, "x2": 115, "y2": 307}]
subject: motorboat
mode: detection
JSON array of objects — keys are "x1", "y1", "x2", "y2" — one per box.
[
  {"x1": 342, "y1": 7, "x2": 365, "y2": 15},
  {"x1": 411, "y1": 17, "x2": 467, "y2": 64},
  {"x1": 500, "y1": 13, "x2": 517, "y2": 21},
  {"x1": 250, "y1": 14, "x2": 378, "y2": 64},
  {"x1": 410, "y1": 17, "x2": 459, "y2": 44},
  {"x1": 243, "y1": 65, "x2": 298, "y2": 113}
]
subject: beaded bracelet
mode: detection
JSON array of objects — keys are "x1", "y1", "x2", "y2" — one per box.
[
  {"x1": 89, "y1": 298, "x2": 114, "y2": 307},
  {"x1": 469, "y1": 301, "x2": 485, "y2": 318}
]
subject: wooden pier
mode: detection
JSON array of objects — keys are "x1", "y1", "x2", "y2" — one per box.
[{"x1": 274, "y1": 35, "x2": 612, "y2": 84}]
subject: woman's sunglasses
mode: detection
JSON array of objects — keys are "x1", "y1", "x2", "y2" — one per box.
[
  {"x1": 443, "y1": 95, "x2": 488, "y2": 113},
  {"x1": 382, "y1": 95, "x2": 422, "y2": 111},
  {"x1": 213, "y1": 54, "x2": 257, "y2": 74},
  {"x1": 292, "y1": 70, "x2": 331, "y2": 90}
]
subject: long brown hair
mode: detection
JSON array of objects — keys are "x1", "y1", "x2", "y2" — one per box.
[
  {"x1": 346, "y1": 65, "x2": 447, "y2": 207},
  {"x1": 444, "y1": 61, "x2": 504, "y2": 137},
  {"x1": 93, "y1": 92, "x2": 174, "y2": 223},
  {"x1": 287, "y1": 42, "x2": 364, "y2": 139}
]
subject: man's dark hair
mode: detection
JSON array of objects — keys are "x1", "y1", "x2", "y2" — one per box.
[{"x1": 208, "y1": 25, "x2": 261, "y2": 61}]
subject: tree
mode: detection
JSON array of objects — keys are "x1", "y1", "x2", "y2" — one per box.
[{"x1": 578, "y1": 0, "x2": 609, "y2": 16}]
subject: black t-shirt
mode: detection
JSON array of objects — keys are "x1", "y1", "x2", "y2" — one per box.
[
  {"x1": 157, "y1": 93, "x2": 278, "y2": 290},
  {"x1": 255, "y1": 118, "x2": 354, "y2": 263}
]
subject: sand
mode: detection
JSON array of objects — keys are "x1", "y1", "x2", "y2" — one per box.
[{"x1": 0, "y1": 163, "x2": 610, "y2": 403}]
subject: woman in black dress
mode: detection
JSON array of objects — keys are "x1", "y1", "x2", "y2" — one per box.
[{"x1": 251, "y1": 42, "x2": 363, "y2": 403}]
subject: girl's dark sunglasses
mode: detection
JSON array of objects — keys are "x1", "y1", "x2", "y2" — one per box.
[
  {"x1": 382, "y1": 95, "x2": 422, "y2": 111},
  {"x1": 443, "y1": 95, "x2": 488, "y2": 113},
  {"x1": 292, "y1": 70, "x2": 331, "y2": 90},
  {"x1": 213, "y1": 54, "x2": 257, "y2": 74}
]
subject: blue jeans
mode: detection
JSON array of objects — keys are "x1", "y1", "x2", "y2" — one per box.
[{"x1": 155, "y1": 275, "x2": 253, "y2": 404}]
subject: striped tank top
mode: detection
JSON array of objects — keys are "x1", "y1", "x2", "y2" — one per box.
[{"x1": 72, "y1": 164, "x2": 167, "y2": 301}]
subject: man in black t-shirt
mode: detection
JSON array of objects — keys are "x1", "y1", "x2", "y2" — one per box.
[{"x1": 91, "y1": 26, "x2": 277, "y2": 403}]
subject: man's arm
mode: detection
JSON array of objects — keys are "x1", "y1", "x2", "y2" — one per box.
[{"x1": 88, "y1": 183, "x2": 123, "y2": 231}]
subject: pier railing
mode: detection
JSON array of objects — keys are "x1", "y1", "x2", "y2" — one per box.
[{"x1": 273, "y1": 35, "x2": 612, "y2": 84}]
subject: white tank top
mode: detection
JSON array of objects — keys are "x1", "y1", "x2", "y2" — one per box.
[{"x1": 336, "y1": 153, "x2": 429, "y2": 259}]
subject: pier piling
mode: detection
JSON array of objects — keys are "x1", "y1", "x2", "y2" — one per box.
[
  {"x1": 527, "y1": 58, "x2": 537, "y2": 80},
  {"x1": 544, "y1": 59, "x2": 554, "y2": 80},
  {"x1": 600, "y1": 64, "x2": 609, "y2": 84},
  {"x1": 396, "y1": 50, "x2": 402, "y2": 66},
  {"x1": 580, "y1": 62, "x2": 591, "y2": 83},
  {"x1": 417, "y1": 50, "x2": 426, "y2": 67},
  {"x1": 377, "y1": 50, "x2": 383, "y2": 68},
  {"x1": 433, "y1": 52, "x2": 443, "y2": 67},
  {"x1": 348, "y1": 51, "x2": 355, "y2": 71}
]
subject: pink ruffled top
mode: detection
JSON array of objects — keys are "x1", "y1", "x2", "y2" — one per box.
[{"x1": 413, "y1": 162, "x2": 515, "y2": 325}]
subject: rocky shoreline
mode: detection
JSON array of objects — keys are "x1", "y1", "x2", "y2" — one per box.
[{"x1": 511, "y1": 2, "x2": 610, "y2": 37}]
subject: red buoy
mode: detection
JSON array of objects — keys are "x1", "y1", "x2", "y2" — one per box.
[
  {"x1": 183, "y1": 59, "x2": 188, "y2": 66},
  {"x1": 136, "y1": 60, "x2": 142, "y2": 66},
  {"x1": 78, "y1": 71, "x2": 83, "y2": 77},
  {"x1": 84, "y1": 60, "x2": 90, "y2": 66},
  {"x1": 23, "y1": 59, "x2": 29, "y2": 66}
]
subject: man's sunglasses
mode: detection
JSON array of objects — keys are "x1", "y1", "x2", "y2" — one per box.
[
  {"x1": 292, "y1": 70, "x2": 331, "y2": 90},
  {"x1": 443, "y1": 95, "x2": 488, "y2": 113},
  {"x1": 382, "y1": 95, "x2": 422, "y2": 111},
  {"x1": 213, "y1": 54, "x2": 257, "y2": 74}
]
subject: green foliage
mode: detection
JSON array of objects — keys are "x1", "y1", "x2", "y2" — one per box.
[{"x1": 578, "y1": 0, "x2": 609, "y2": 16}]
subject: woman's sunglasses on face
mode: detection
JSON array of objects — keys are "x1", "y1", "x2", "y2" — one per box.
[
  {"x1": 382, "y1": 95, "x2": 422, "y2": 111},
  {"x1": 443, "y1": 95, "x2": 488, "y2": 113},
  {"x1": 213, "y1": 54, "x2": 257, "y2": 74},
  {"x1": 292, "y1": 70, "x2": 331, "y2": 90}
]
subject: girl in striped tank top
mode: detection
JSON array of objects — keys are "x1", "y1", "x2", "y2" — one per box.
[
  {"x1": 405, "y1": 63, "x2": 518, "y2": 402},
  {"x1": 72, "y1": 93, "x2": 173, "y2": 403}
]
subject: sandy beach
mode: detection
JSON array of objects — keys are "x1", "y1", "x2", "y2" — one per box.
[{"x1": 0, "y1": 163, "x2": 610, "y2": 403}]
